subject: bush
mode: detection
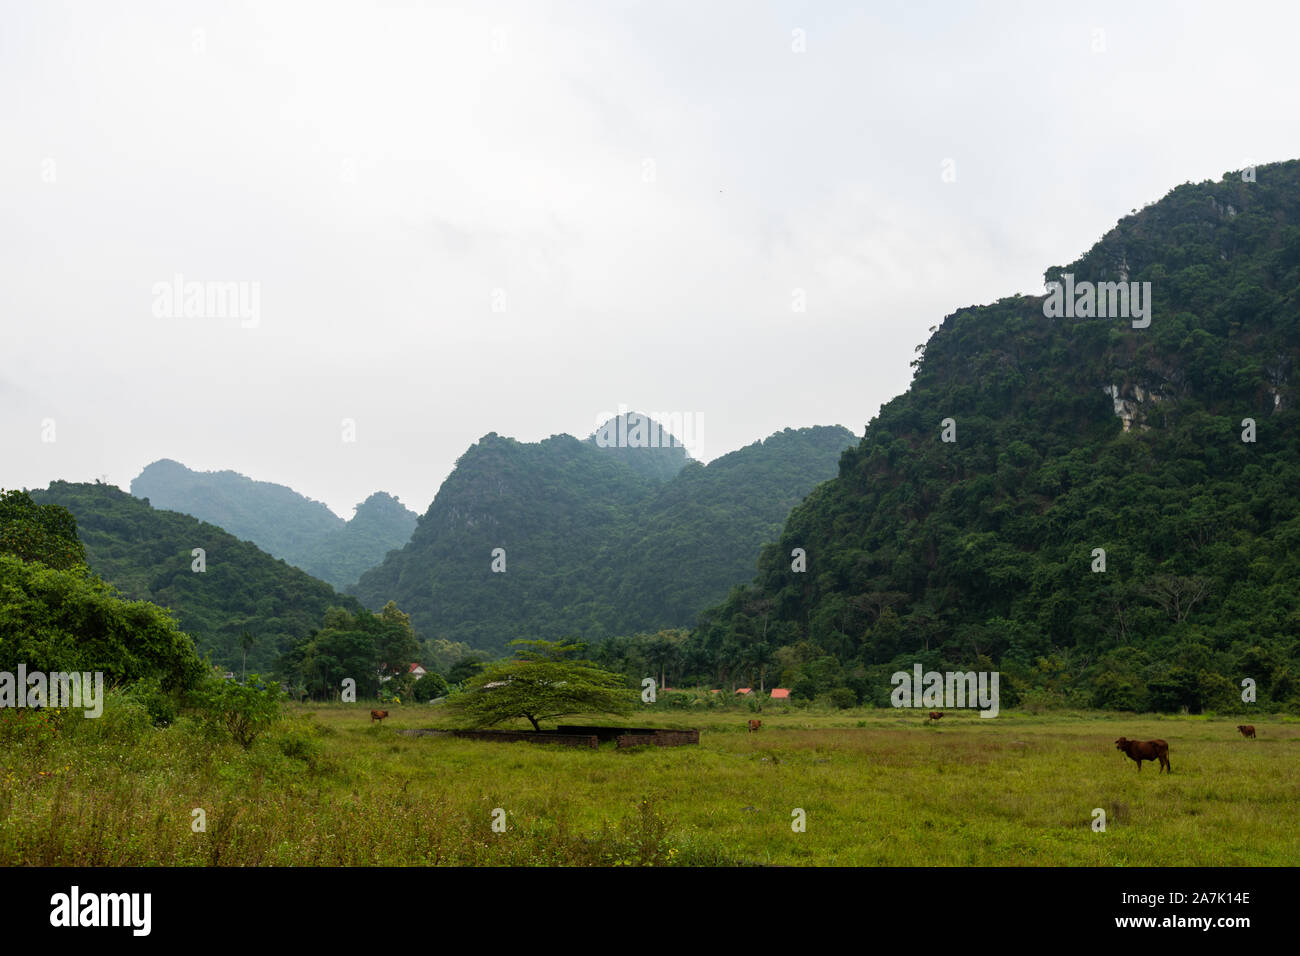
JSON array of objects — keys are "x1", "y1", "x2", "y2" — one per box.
[
  {"x1": 829, "y1": 687, "x2": 857, "y2": 709},
  {"x1": 413, "y1": 671, "x2": 450, "y2": 702},
  {"x1": 380, "y1": 673, "x2": 415, "y2": 703},
  {"x1": 0, "y1": 554, "x2": 205, "y2": 691},
  {"x1": 122, "y1": 676, "x2": 178, "y2": 727},
  {"x1": 589, "y1": 797, "x2": 676, "y2": 867},
  {"x1": 271, "y1": 717, "x2": 327, "y2": 771},
  {"x1": 188, "y1": 674, "x2": 284, "y2": 749}
]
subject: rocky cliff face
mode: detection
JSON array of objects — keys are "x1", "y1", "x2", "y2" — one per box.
[{"x1": 1102, "y1": 382, "x2": 1166, "y2": 432}]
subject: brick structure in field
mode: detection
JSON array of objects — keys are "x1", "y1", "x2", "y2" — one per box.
[
  {"x1": 397, "y1": 728, "x2": 597, "y2": 748},
  {"x1": 450, "y1": 729, "x2": 598, "y2": 748},
  {"x1": 400, "y1": 726, "x2": 699, "y2": 748},
  {"x1": 558, "y1": 725, "x2": 700, "y2": 748}
]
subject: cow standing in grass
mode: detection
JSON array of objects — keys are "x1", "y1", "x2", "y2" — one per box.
[
  {"x1": 748, "y1": 719, "x2": 762, "y2": 732},
  {"x1": 927, "y1": 712, "x2": 944, "y2": 722},
  {"x1": 371, "y1": 710, "x2": 389, "y2": 723},
  {"x1": 1115, "y1": 737, "x2": 1170, "y2": 773},
  {"x1": 1237, "y1": 725, "x2": 1256, "y2": 739}
]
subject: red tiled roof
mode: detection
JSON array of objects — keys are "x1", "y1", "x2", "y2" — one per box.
[
  {"x1": 770, "y1": 688, "x2": 791, "y2": 699},
  {"x1": 736, "y1": 687, "x2": 752, "y2": 694}
]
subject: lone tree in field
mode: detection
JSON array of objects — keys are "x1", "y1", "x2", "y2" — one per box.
[{"x1": 448, "y1": 639, "x2": 635, "y2": 731}]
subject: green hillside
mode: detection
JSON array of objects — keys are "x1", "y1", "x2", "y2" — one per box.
[
  {"x1": 692, "y1": 160, "x2": 1300, "y2": 713},
  {"x1": 30, "y1": 481, "x2": 365, "y2": 673}
]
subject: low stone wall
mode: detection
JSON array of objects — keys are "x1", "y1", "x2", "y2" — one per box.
[
  {"x1": 448, "y1": 729, "x2": 598, "y2": 748},
  {"x1": 398, "y1": 726, "x2": 699, "y2": 748},
  {"x1": 557, "y1": 724, "x2": 635, "y2": 742},
  {"x1": 557, "y1": 725, "x2": 700, "y2": 748}
]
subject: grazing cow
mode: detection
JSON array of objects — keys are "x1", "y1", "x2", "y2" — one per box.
[
  {"x1": 748, "y1": 719, "x2": 762, "y2": 732},
  {"x1": 1237, "y1": 725, "x2": 1256, "y2": 739},
  {"x1": 1114, "y1": 737, "x2": 1170, "y2": 773},
  {"x1": 927, "y1": 711, "x2": 944, "y2": 722},
  {"x1": 370, "y1": 709, "x2": 389, "y2": 723}
]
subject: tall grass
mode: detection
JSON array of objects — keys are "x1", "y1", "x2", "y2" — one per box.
[{"x1": 1, "y1": 699, "x2": 1295, "y2": 865}]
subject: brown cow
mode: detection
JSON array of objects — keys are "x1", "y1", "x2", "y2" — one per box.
[
  {"x1": 370, "y1": 709, "x2": 389, "y2": 723},
  {"x1": 1237, "y1": 725, "x2": 1256, "y2": 739},
  {"x1": 928, "y1": 711, "x2": 944, "y2": 722},
  {"x1": 1115, "y1": 737, "x2": 1170, "y2": 773},
  {"x1": 748, "y1": 719, "x2": 762, "y2": 732}
]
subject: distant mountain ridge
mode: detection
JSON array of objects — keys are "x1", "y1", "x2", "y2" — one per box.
[
  {"x1": 30, "y1": 481, "x2": 365, "y2": 672},
  {"x1": 130, "y1": 459, "x2": 416, "y2": 589},
  {"x1": 294, "y1": 491, "x2": 420, "y2": 590}
]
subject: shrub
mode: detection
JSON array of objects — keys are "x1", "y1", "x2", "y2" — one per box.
[
  {"x1": 188, "y1": 674, "x2": 284, "y2": 749},
  {"x1": 272, "y1": 717, "x2": 325, "y2": 769},
  {"x1": 589, "y1": 797, "x2": 675, "y2": 866},
  {"x1": 122, "y1": 676, "x2": 178, "y2": 727},
  {"x1": 413, "y1": 671, "x2": 450, "y2": 702},
  {"x1": 829, "y1": 687, "x2": 857, "y2": 709},
  {"x1": 381, "y1": 673, "x2": 415, "y2": 703}
]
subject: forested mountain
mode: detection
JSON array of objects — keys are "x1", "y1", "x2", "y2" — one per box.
[
  {"x1": 585, "y1": 409, "x2": 692, "y2": 482},
  {"x1": 29, "y1": 481, "x2": 365, "y2": 672},
  {"x1": 291, "y1": 492, "x2": 418, "y2": 589},
  {"x1": 350, "y1": 421, "x2": 856, "y2": 651},
  {"x1": 129, "y1": 459, "x2": 417, "y2": 589},
  {"x1": 693, "y1": 160, "x2": 1300, "y2": 713}
]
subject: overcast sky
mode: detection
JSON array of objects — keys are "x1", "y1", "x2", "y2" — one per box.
[{"x1": 4, "y1": 0, "x2": 1299, "y2": 518}]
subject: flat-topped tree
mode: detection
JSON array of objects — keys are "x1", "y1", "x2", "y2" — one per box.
[{"x1": 448, "y1": 639, "x2": 635, "y2": 732}]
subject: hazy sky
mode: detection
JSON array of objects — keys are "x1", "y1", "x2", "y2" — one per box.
[{"x1": 4, "y1": 0, "x2": 1299, "y2": 518}]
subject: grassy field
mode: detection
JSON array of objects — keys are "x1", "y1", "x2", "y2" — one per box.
[{"x1": 2, "y1": 700, "x2": 1296, "y2": 866}]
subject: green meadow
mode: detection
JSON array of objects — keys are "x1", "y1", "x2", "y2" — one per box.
[{"x1": 2, "y1": 701, "x2": 1296, "y2": 866}]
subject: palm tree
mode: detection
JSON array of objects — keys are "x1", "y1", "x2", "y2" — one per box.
[
  {"x1": 239, "y1": 629, "x2": 255, "y2": 682},
  {"x1": 645, "y1": 635, "x2": 684, "y2": 690},
  {"x1": 748, "y1": 643, "x2": 774, "y2": 694}
]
